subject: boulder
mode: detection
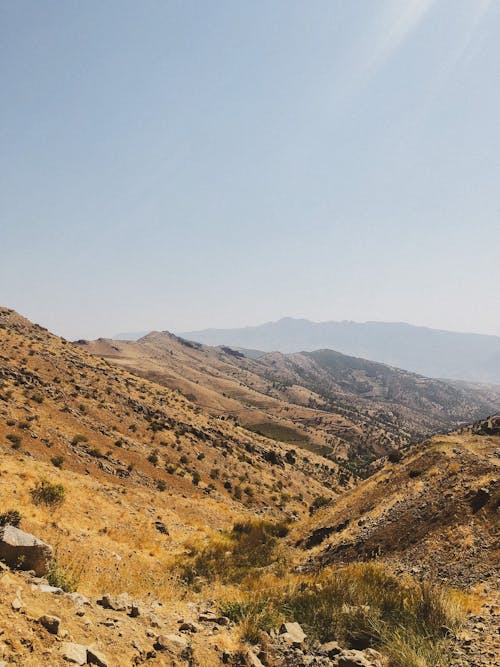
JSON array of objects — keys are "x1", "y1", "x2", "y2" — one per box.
[
  {"x1": 154, "y1": 634, "x2": 189, "y2": 653},
  {"x1": 61, "y1": 642, "x2": 87, "y2": 665},
  {"x1": 0, "y1": 525, "x2": 52, "y2": 576},
  {"x1": 279, "y1": 621, "x2": 306, "y2": 645},
  {"x1": 86, "y1": 647, "x2": 108, "y2": 666},
  {"x1": 39, "y1": 614, "x2": 61, "y2": 634}
]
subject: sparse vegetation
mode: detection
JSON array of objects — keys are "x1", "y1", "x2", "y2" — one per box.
[
  {"x1": 0, "y1": 509, "x2": 22, "y2": 527},
  {"x1": 31, "y1": 479, "x2": 65, "y2": 507}
]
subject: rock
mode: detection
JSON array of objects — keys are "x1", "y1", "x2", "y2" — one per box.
[
  {"x1": 86, "y1": 647, "x2": 108, "y2": 666},
  {"x1": 39, "y1": 614, "x2": 61, "y2": 634},
  {"x1": 11, "y1": 596, "x2": 23, "y2": 611},
  {"x1": 154, "y1": 634, "x2": 189, "y2": 653},
  {"x1": 320, "y1": 641, "x2": 342, "y2": 657},
  {"x1": 178, "y1": 621, "x2": 200, "y2": 633},
  {"x1": 154, "y1": 520, "x2": 169, "y2": 535},
  {"x1": 334, "y1": 648, "x2": 384, "y2": 667},
  {"x1": 97, "y1": 593, "x2": 131, "y2": 611},
  {"x1": 67, "y1": 592, "x2": 91, "y2": 606},
  {"x1": 279, "y1": 621, "x2": 306, "y2": 645},
  {"x1": 0, "y1": 526, "x2": 52, "y2": 576},
  {"x1": 245, "y1": 650, "x2": 265, "y2": 667},
  {"x1": 61, "y1": 642, "x2": 87, "y2": 664},
  {"x1": 36, "y1": 584, "x2": 64, "y2": 594}
]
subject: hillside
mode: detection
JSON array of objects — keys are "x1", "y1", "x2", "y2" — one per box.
[
  {"x1": 79, "y1": 331, "x2": 499, "y2": 469},
  {"x1": 180, "y1": 318, "x2": 500, "y2": 384},
  {"x1": 1, "y1": 308, "x2": 499, "y2": 667},
  {"x1": 296, "y1": 417, "x2": 499, "y2": 588}
]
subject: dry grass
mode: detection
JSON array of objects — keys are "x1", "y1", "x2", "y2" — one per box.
[{"x1": 217, "y1": 562, "x2": 467, "y2": 667}]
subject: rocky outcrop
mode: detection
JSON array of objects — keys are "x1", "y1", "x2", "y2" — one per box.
[{"x1": 0, "y1": 526, "x2": 52, "y2": 576}]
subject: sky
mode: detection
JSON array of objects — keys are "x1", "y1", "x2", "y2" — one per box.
[{"x1": 1, "y1": 0, "x2": 499, "y2": 340}]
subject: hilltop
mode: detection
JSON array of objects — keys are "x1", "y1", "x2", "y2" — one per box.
[
  {"x1": 79, "y1": 331, "x2": 499, "y2": 470},
  {"x1": 180, "y1": 318, "x2": 500, "y2": 384}
]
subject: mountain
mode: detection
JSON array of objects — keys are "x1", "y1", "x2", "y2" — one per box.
[
  {"x1": 1, "y1": 307, "x2": 498, "y2": 666},
  {"x1": 79, "y1": 331, "x2": 499, "y2": 471},
  {"x1": 180, "y1": 318, "x2": 500, "y2": 384}
]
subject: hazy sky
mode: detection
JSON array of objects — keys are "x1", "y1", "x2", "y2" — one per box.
[{"x1": 1, "y1": 0, "x2": 499, "y2": 340}]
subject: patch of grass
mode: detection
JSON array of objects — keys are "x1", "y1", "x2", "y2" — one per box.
[
  {"x1": 180, "y1": 519, "x2": 289, "y2": 585},
  {"x1": 222, "y1": 562, "x2": 464, "y2": 667},
  {"x1": 247, "y1": 422, "x2": 308, "y2": 444},
  {"x1": 47, "y1": 559, "x2": 81, "y2": 593}
]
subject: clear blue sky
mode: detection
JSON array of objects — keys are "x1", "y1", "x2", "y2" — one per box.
[{"x1": 1, "y1": 0, "x2": 499, "y2": 339}]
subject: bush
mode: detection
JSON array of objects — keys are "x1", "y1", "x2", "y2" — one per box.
[
  {"x1": 71, "y1": 434, "x2": 88, "y2": 445},
  {"x1": 51, "y1": 455, "x2": 65, "y2": 469},
  {"x1": 147, "y1": 450, "x2": 159, "y2": 465},
  {"x1": 47, "y1": 560, "x2": 80, "y2": 592},
  {"x1": 181, "y1": 519, "x2": 289, "y2": 584},
  {"x1": 7, "y1": 433, "x2": 21, "y2": 449},
  {"x1": 309, "y1": 495, "x2": 331, "y2": 515},
  {"x1": 0, "y1": 509, "x2": 22, "y2": 527},
  {"x1": 388, "y1": 449, "x2": 403, "y2": 463},
  {"x1": 31, "y1": 479, "x2": 65, "y2": 507}
]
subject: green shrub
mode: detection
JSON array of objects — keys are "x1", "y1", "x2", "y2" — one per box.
[
  {"x1": 181, "y1": 519, "x2": 289, "y2": 584},
  {"x1": 47, "y1": 560, "x2": 80, "y2": 592},
  {"x1": 31, "y1": 479, "x2": 65, "y2": 507},
  {"x1": 51, "y1": 455, "x2": 65, "y2": 469}
]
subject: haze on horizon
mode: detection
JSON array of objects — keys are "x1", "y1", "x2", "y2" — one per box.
[{"x1": 1, "y1": 1, "x2": 499, "y2": 341}]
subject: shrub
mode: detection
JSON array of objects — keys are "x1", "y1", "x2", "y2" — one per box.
[
  {"x1": 192, "y1": 471, "x2": 201, "y2": 486},
  {"x1": 71, "y1": 434, "x2": 88, "y2": 445},
  {"x1": 180, "y1": 519, "x2": 289, "y2": 585},
  {"x1": 31, "y1": 479, "x2": 65, "y2": 507},
  {"x1": 47, "y1": 559, "x2": 80, "y2": 592},
  {"x1": 7, "y1": 433, "x2": 21, "y2": 449},
  {"x1": 309, "y1": 495, "x2": 331, "y2": 515},
  {"x1": 388, "y1": 449, "x2": 403, "y2": 463},
  {"x1": 147, "y1": 450, "x2": 159, "y2": 465},
  {"x1": 51, "y1": 455, "x2": 65, "y2": 469},
  {"x1": 0, "y1": 509, "x2": 22, "y2": 527}
]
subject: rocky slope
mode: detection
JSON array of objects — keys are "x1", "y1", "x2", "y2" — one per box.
[
  {"x1": 79, "y1": 331, "x2": 499, "y2": 469},
  {"x1": 1, "y1": 308, "x2": 498, "y2": 666}
]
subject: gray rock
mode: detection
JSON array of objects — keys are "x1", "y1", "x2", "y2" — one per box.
[
  {"x1": 279, "y1": 621, "x2": 306, "y2": 645},
  {"x1": 0, "y1": 526, "x2": 52, "y2": 576},
  {"x1": 320, "y1": 641, "x2": 342, "y2": 657},
  {"x1": 61, "y1": 642, "x2": 87, "y2": 665},
  {"x1": 36, "y1": 584, "x2": 64, "y2": 594}
]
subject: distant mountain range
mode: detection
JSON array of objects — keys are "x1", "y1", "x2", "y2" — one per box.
[{"x1": 179, "y1": 318, "x2": 500, "y2": 384}]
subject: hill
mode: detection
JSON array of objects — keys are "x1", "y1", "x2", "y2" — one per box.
[
  {"x1": 180, "y1": 318, "x2": 500, "y2": 384},
  {"x1": 1, "y1": 307, "x2": 498, "y2": 667},
  {"x1": 296, "y1": 417, "x2": 499, "y2": 589},
  {"x1": 79, "y1": 331, "x2": 499, "y2": 470}
]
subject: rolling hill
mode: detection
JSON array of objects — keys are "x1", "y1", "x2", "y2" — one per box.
[{"x1": 79, "y1": 331, "x2": 499, "y2": 471}]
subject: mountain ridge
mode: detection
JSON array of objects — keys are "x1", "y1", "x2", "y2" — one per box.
[{"x1": 179, "y1": 317, "x2": 500, "y2": 384}]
